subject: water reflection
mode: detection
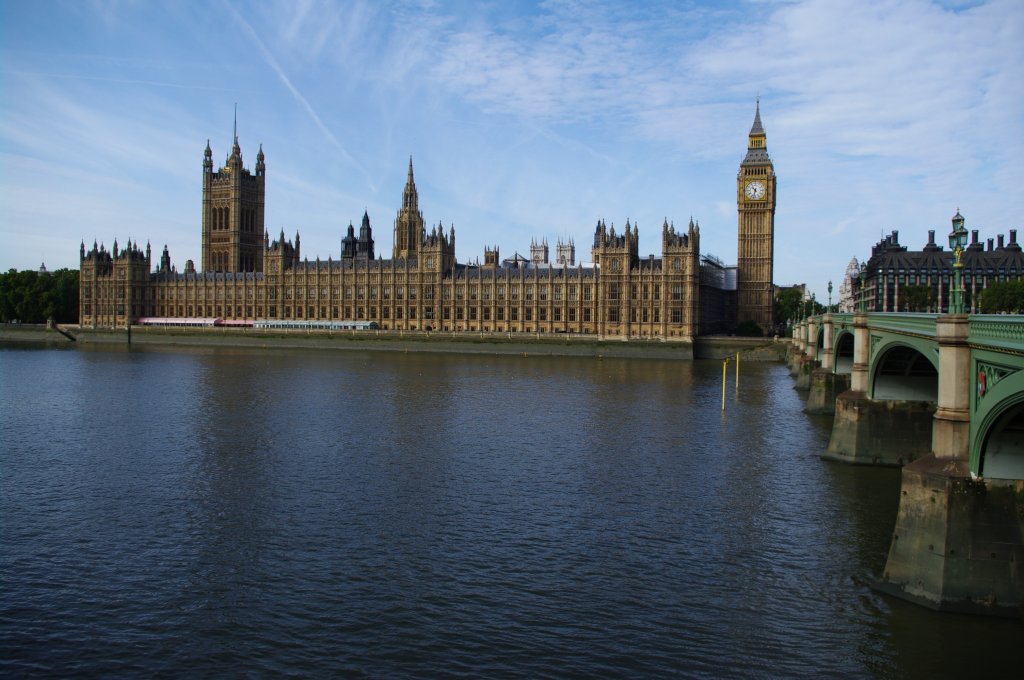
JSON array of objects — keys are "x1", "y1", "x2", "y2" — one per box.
[{"x1": 1, "y1": 347, "x2": 1021, "y2": 677}]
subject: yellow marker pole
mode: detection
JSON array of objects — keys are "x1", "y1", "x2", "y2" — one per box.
[{"x1": 722, "y1": 358, "x2": 728, "y2": 412}]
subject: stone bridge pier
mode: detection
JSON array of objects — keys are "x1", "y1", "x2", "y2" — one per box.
[
  {"x1": 793, "y1": 317, "x2": 818, "y2": 390},
  {"x1": 877, "y1": 315, "x2": 1023, "y2": 616},
  {"x1": 805, "y1": 314, "x2": 851, "y2": 415},
  {"x1": 823, "y1": 313, "x2": 935, "y2": 465},
  {"x1": 797, "y1": 311, "x2": 1024, "y2": 615}
]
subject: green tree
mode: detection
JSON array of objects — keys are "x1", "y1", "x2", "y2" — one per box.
[
  {"x1": 48, "y1": 269, "x2": 80, "y2": 322},
  {"x1": 979, "y1": 280, "x2": 1024, "y2": 314},
  {"x1": 0, "y1": 268, "x2": 79, "y2": 323},
  {"x1": 773, "y1": 288, "x2": 803, "y2": 328},
  {"x1": 900, "y1": 284, "x2": 934, "y2": 312}
]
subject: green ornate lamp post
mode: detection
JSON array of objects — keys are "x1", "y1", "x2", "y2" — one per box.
[
  {"x1": 827, "y1": 280, "x2": 833, "y2": 310},
  {"x1": 948, "y1": 209, "x2": 968, "y2": 314},
  {"x1": 858, "y1": 263, "x2": 868, "y2": 312}
]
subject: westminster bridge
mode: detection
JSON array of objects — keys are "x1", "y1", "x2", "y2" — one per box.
[{"x1": 788, "y1": 312, "x2": 1023, "y2": 616}]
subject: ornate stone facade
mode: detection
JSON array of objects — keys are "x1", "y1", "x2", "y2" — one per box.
[
  {"x1": 736, "y1": 100, "x2": 777, "y2": 331},
  {"x1": 80, "y1": 106, "x2": 771, "y2": 340},
  {"x1": 201, "y1": 126, "x2": 265, "y2": 273},
  {"x1": 837, "y1": 257, "x2": 860, "y2": 313}
]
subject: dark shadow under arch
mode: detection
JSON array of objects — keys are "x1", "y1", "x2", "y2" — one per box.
[
  {"x1": 834, "y1": 333, "x2": 854, "y2": 375},
  {"x1": 981, "y1": 401, "x2": 1024, "y2": 480},
  {"x1": 872, "y1": 345, "x2": 938, "y2": 401}
]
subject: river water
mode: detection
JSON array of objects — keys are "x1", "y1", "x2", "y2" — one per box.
[{"x1": 1, "y1": 345, "x2": 1019, "y2": 677}]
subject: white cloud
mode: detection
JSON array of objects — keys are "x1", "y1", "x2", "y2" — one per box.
[{"x1": 1, "y1": 0, "x2": 1021, "y2": 301}]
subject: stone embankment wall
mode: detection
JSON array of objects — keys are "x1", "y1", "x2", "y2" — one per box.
[
  {"x1": 59, "y1": 326, "x2": 698, "y2": 360},
  {"x1": 0, "y1": 324, "x2": 73, "y2": 344},
  {"x1": 692, "y1": 337, "x2": 787, "y2": 361}
]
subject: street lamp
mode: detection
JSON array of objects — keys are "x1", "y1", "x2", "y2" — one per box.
[
  {"x1": 827, "y1": 280, "x2": 833, "y2": 310},
  {"x1": 859, "y1": 263, "x2": 868, "y2": 312},
  {"x1": 948, "y1": 209, "x2": 968, "y2": 314}
]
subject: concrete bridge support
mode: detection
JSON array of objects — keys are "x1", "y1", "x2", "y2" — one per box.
[
  {"x1": 805, "y1": 370, "x2": 850, "y2": 415},
  {"x1": 794, "y1": 318, "x2": 818, "y2": 390},
  {"x1": 823, "y1": 313, "x2": 936, "y2": 464},
  {"x1": 878, "y1": 315, "x2": 1024, "y2": 616},
  {"x1": 822, "y1": 396, "x2": 935, "y2": 464},
  {"x1": 788, "y1": 322, "x2": 806, "y2": 376},
  {"x1": 806, "y1": 315, "x2": 849, "y2": 415}
]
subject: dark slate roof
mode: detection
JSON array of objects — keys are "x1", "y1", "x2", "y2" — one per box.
[
  {"x1": 151, "y1": 270, "x2": 263, "y2": 282},
  {"x1": 749, "y1": 101, "x2": 765, "y2": 136},
  {"x1": 865, "y1": 230, "x2": 1023, "y2": 274},
  {"x1": 742, "y1": 147, "x2": 772, "y2": 164},
  {"x1": 450, "y1": 266, "x2": 597, "y2": 281}
]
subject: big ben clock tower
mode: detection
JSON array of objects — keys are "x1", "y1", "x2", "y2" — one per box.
[{"x1": 736, "y1": 100, "x2": 776, "y2": 332}]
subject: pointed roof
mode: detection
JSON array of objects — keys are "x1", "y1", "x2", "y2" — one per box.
[
  {"x1": 742, "y1": 100, "x2": 771, "y2": 165},
  {"x1": 749, "y1": 98, "x2": 765, "y2": 136},
  {"x1": 227, "y1": 104, "x2": 241, "y2": 163},
  {"x1": 402, "y1": 156, "x2": 418, "y2": 211}
]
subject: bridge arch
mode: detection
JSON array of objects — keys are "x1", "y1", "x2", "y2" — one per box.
[
  {"x1": 870, "y1": 339, "x2": 939, "y2": 401},
  {"x1": 973, "y1": 366, "x2": 1024, "y2": 480},
  {"x1": 833, "y1": 330, "x2": 854, "y2": 375},
  {"x1": 978, "y1": 401, "x2": 1024, "y2": 479}
]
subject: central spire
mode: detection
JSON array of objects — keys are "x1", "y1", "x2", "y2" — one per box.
[
  {"x1": 742, "y1": 100, "x2": 770, "y2": 165},
  {"x1": 749, "y1": 98, "x2": 764, "y2": 136},
  {"x1": 394, "y1": 156, "x2": 425, "y2": 260},
  {"x1": 403, "y1": 156, "x2": 418, "y2": 211}
]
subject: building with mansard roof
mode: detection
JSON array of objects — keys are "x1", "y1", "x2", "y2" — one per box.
[
  {"x1": 79, "y1": 105, "x2": 781, "y2": 339},
  {"x1": 856, "y1": 215, "x2": 1023, "y2": 313}
]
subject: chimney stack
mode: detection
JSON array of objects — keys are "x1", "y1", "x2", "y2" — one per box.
[{"x1": 998, "y1": 234, "x2": 1005, "y2": 249}]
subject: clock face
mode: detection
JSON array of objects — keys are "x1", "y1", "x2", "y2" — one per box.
[{"x1": 744, "y1": 181, "x2": 766, "y2": 200}]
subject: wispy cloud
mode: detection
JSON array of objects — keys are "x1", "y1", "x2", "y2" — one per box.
[
  {"x1": 221, "y1": 0, "x2": 373, "y2": 188},
  {"x1": 7, "y1": 69, "x2": 245, "y2": 92},
  {"x1": 1, "y1": 0, "x2": 1021, "y2": 299}
]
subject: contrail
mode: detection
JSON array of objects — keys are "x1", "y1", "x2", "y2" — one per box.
[{"x1": 222, "y1": 0, "x2": 373, "y2": 189}]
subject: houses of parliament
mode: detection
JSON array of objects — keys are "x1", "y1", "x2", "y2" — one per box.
[{"x1": 78, "y1": 104, "x2": 777, "y2": 339}]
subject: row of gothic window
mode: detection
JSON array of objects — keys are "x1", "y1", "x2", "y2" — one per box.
[
  {"x1": 209, "y1": 252, "x2": 258, "y2": 272},
  {"x1": 210, "y1": 207, "x2": 258, "y2": 232},
  {"x1": 129, "y1": 303, "x2": 685, "y2": 324}
]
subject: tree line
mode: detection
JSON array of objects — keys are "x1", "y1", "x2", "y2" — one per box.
[
  {"x1": 978, "y1": 280, "x2": 1024, "y2": 314},
  {"x1": 0, "y1": 269, "x2": 79, "y2": 324},
  {"x1": 899, "y1": 281, "x2": 1024, "y2": 313}
]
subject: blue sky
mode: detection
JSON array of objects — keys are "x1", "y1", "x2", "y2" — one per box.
[{"x1": 1, "y1": 0, "x2": 1022, "y2": 301}]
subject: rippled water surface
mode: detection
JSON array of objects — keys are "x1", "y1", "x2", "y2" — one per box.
[{"x1": 1, "y1": 346, "x2": 1019, "y2": 677}]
